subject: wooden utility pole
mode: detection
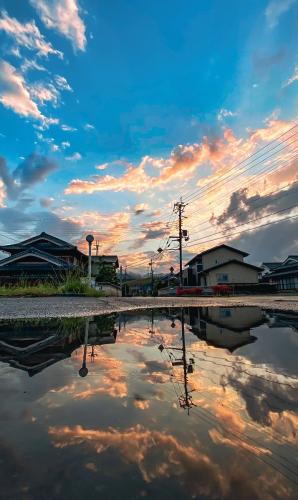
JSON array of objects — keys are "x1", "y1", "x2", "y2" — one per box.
[
  {"x1": 119, "y1": 265, "x2": 123, "y2": 296},
  {"x1": 170, "y1": 199, "x2": 188, "y2": 287},
  {"x1": 149, "y1": 258, "x2": 154, "y2": 296},
  {"x1": 124, "y1": 266, "x2": 127, "y2": 296}
]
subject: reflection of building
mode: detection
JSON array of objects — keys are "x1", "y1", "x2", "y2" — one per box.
[
  {"x1": 266, "y1": 310, "x2": 298, "y2": 333},
  {"x1": 183, "y1": 244, "x2": 261, "y2": 286},
  {"x1": 0, "y1": 315, "x2": 118, "y2": 376},
  {"x1": 184, "y1": 307, "x2": 265, "y2": 352}
]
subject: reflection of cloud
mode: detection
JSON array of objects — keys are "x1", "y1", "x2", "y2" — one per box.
[
  {"x1": 52, "y1": 348, "x2": 128, "y2": 400},
  {"x1": 49, "y1": 424, "x2": 225, "y2": 495},
  {"x1": 209, "y1": 428, "x2": 271, "y2": 456},
  {"x1": 227, "y1": 371, "x2": 298, "y2": 427}
]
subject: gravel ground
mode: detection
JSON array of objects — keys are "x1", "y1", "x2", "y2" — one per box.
[{"x1": 0, "y1": 295, "x2": 297, "y2": 319}]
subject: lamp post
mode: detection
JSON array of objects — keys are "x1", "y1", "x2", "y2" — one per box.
[{"x1": 86, "y1": 234, "x2": 94, "y2": 285}]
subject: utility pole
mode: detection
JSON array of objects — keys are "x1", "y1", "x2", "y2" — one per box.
[
  {"x1": 124, "y1": 266, "x2": 127, "y2": 297},
  {"x1": 149, "y1": 258, "x2": 154, "y2": 296},
  {"x1": 95, "y1": 240, "x2": 100, "y2": 256},
  {"x1": 168, "y1": 199, "x2": 189, "y2": 287},
  {"x1": 119, "y1": 265, "x2": 123, "y2": 296}
]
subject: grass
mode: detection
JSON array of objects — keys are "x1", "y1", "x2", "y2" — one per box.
[{"x1": 0, "y1": 273, "x2": 105, "y2": 298}]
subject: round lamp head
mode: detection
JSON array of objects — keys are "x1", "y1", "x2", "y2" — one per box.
[
  {"x1": 79, "y1": 366, "x2": 89, "y2": 377},
  {"x1": 86, "y1": 234, "x2": 94, "y2": 244}
]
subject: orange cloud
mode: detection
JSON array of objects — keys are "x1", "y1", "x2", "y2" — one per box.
[{"x1": 65, "y1": 118, "x2": 296, "y2": 196}]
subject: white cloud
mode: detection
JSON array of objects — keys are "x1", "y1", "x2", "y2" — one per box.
[
  {"x1": 55, "y1": 74, "x2": 73, "y2": 92},
  {"x1": 0, "y1": 59, "x2": 44, "y2": 120},
  {"x1": 283, "y1": 65, "x2": 298, "y2": 87},
  {"x1": 265, "y1": 0, "x2": 296, "y2": 29},
  {"x1": 29, "y1": 82, "x2": 60, "y2": 106},
  {"x1": 95, "y1": 163, "x2": 108, "y2": 170},
  {"x1": 30, "y1": 0, "x2": 87, "y2": 51},
  {"x1": 61, "y1": 123, "x2": 77, "y2": 131},
  {"x1": 84, "y1": 123, "x2": 95, "y2": 130},
  {"x1": 61, "y1": 141, "x2": 70, "y2": 148},
  {"x1": 217, "y1": 108, "x2": 237, "y2": 122},
  {"x1": 65, "y1": 152, "x2": 82, "y2": 161},
  {"x1": 20, "y1": 58, "x2": 47, "y2": 73},
  {"x1": 0, "y1": 10, "x2": 63, "y2": 58}
]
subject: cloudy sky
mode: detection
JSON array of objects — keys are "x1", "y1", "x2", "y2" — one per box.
[{"x1": 0, "y1": 0, "x2": 297, "y2": 271}]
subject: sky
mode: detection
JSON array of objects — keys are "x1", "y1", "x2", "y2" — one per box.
[{"x1": 0, "y1": 0, "x2": 297, "y2": 272}]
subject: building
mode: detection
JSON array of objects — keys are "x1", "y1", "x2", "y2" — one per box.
[
  {"x1": 0, "y1": 232, "x2": 87, "y2": 283},
  {"x1": 263, "y1": 255, "x2": 298, "y2": 290},
  {"x1": 184, "y1": 244, "x2": 261, "y2": 287}
]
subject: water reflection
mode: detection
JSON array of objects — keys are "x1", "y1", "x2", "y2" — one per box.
[{"x1": 0, "y1": 307, "x2": 297, "y2": 499}]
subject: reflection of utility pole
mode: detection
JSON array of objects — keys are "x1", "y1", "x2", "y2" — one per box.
[
  {"x1": 159, "y1": 309, "x2": 195, "y2": 414},
  {"x1": 79, "y1": 318, "x2": 90, "y2": 377},
  {"x1": 149, "y1": 309, "x2": 155, "y2": 335},
  {"x1": 149, "y1": 258, "x2": 154, "y2": 296}
]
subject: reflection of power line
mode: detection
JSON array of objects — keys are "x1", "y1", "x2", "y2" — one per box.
[
  {"x1": 190, "y1": 352, "x2": 298, "y2": 388},
  {"x1": 159, "y1": 309, "x2": 196, "y2": 414}
]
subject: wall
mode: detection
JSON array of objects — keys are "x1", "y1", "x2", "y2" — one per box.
[
  {"x1": 95, "y1": 283, "x2": 122, "y2": 296},
  {"x1": 206, "y1": 262, "x2": 259, "y2": 286},
  {"x1": 206, "y1": 307, "x2": 263, "y2": 328},
  {"x1": 202, "y1": 247, "x2": 244, "y2": 270}
]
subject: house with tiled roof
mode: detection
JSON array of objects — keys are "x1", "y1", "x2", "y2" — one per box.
[
  {"x1": 0, "y1": 232, "x2": 88, "y2": 283},
  {"x1": 183, "y1": 244, "x2": 261, "y2": 287}
]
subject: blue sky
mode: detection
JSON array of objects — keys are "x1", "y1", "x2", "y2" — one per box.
[{"x1": 0, "y1": 0, "x2": 297, "y2": 269}]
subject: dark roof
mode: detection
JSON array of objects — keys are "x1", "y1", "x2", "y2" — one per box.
[
  {"x1": 0, "y1": 247, "x2": 75, "y2": 269},
  {"x1": 262, "y1": 262, "x2": 282, "y2": 270},
  {"x1": 20, "y1": 232, "x2": 75, "y2": 248},
  {"x1": 185, "y1": 244, "x2": 249, "y2": 267},
  {"x1": 268, "y1": 263, "x2": 298, "y2": 277},
  {"x1": 0, "y1": 232, "x2": 76, "y2": 251},
  {"x1": 201, "y1": 259, "x2": 262, "y2": 273}
]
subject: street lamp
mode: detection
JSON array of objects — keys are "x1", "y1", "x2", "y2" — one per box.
[{"x1": 86, "y1": 234, "x2": 94, "y2": 284}]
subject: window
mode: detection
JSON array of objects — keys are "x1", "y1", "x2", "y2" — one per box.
[
  {"x1": 216, "y1": 273, "x2": 229, "y2": 282},
  {"x1": 219, "y1": 308, "x2": 232, "y2": 318}
]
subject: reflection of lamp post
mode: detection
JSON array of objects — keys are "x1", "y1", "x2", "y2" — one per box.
[
  {"x1": 79, "y1": 318, "x2": 90, "y2": 377},
  {"x1": 86, "y1": 234, "x2": 94, "y2": 285}
]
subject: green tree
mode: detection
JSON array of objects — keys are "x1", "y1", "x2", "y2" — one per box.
[{"x1": 95, "y1": 264, "x2": 119, "y2": 284}]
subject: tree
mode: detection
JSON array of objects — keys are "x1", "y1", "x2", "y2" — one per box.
[{"x1": 95, "y1": 264, "x2": 119, "y2": 284}]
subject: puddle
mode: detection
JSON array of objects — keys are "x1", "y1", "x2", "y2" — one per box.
[{"x1": 0, "y1": 307, "x2": 297, "y2": 499}]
